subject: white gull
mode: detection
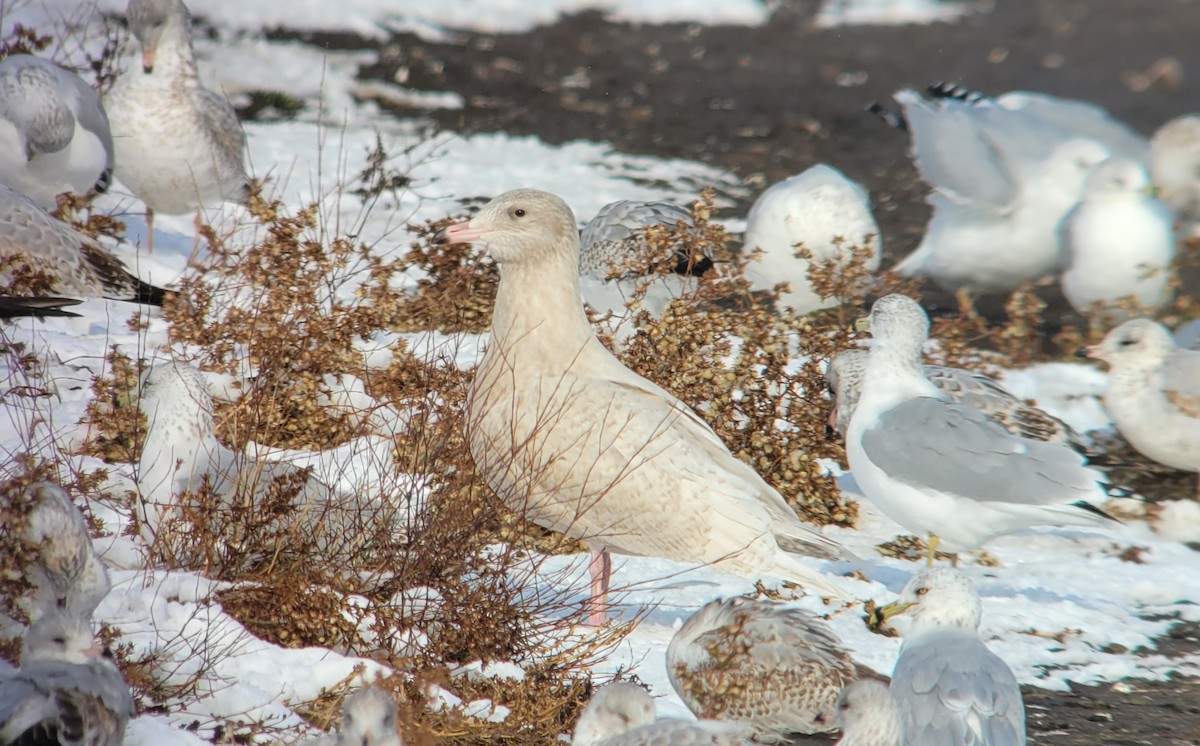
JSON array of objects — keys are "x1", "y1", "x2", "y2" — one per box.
[
  {"x1": 873, "y1": 568, "x2": 1025, "y2": 746},
  {"x1": 741, "y1": 164, "x2": 881, "y2": 315},
  {"x1": 0, "y1": 54, "x2": 113, "y2": 209},
  {"x1": 441, "y1": 188, "x2": 855, "y2": 626},
  {"x1": 105, "y1": 0, "x2": 250, "y2": 252},
  {"x1": 572, "y1": 682, "x2": 747, "y2": 746},
  {"x1": 845, "y1": 294, "x2": 1116, "y2": 556}
]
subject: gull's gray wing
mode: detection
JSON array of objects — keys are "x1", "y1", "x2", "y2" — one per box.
[
  {"x1": 998, "y1": 92, "x2": 1150, "y2": 162},
  {"x1": 860, "y1": 396, "x2": 1103, "y2": 504},
  {"x1": 925, "y1": 365, "x2": 1081, "y2": 446},
  {"x1": 891, "y1": 631, "x2": 1025, "y2": 746},
  {"x1": 0, "y1": 660, "x2": 134, "y2": 746},
  {"x1": 0, "y1": 58, "x2": 74, "y2": 158},
  {"x1": 1163, "y1": 349, "x2": 1200, "y2": 416},
  {"x1": 578, "y1": 200, "x2": 699, "y2": 279},
  {"x1": 195, "y1": 88, "x2": 249, "y2": 198},
  {"x1": 894, "y1": 89, "x2": 1017, "y2": 210}
]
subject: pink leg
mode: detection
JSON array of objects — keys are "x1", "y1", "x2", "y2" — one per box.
[
  {"x1": 586, "y1": 548, "x2": 611, "y2": 626},
  {"x1": 146, "y1": 207, "x2": 155, "y2": 254}
]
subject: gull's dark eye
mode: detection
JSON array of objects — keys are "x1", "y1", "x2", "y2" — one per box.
[
  {"x1": 1118, "y1": 337, "x2": 1135, "y2": 347},
  {"x1": 915, "y1": 587, "x2": 929, "y2": 596},
  {"x1": 514, "y1": 208, "x2": 526, "y2": 218},
  {"x1": 839, "y1": 701, "x2": 850, "y2": 710},
  {"x1": 52, "y1": 636, "x2": 66, "y2": 645},
  {"x1": 101, "y1": 647, "x2": 115, "y2": 660}
]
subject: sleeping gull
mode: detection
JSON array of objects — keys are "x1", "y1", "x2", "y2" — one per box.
[
  {"x1": 741, "y1": 164, "x2": 881, "y2": 315},
  {"x1": 826, "y1": 347, "x2": 1091, "y2": 452},
  {"x1": 305, "y1": 686, "x2": 404, "y2": 746},
  {"x1": 1060, "y1": 158, "x2": 1176, "y2": 322},
  {"x1": 1150, "y1": 115, "x2": 1200, "y2": 223},
  {"x1": 819, "y1": 679, "x2": 902, "y2": 746},
  {"x1": 889, "y1": 88, "x2": 1109, "y2": 293},
  {"x1": 105, "y1": 0, "x2": 250, "y2": 252},
  {"x1": 21, "y1": 482, "x2": 111, "y2": 619},
  {"x1": 0, "y1": 182, "x2": 168, "y2": 307},
  {"x1": 572, "y1": 682, "x2": 747, "y2": 746},
  {"x1": 667, "y1": 596, "x2": 874, "y2": 742},
  {"x1": 1085, "y1": 320, "x2": 1200, "y2": 496},
  {"x1": 0, "y1": 607, "x2": 133, "y2": 746},
  {"x1": 135, "y1": 359, "x2": 406, "y2": 560},
  {"x1": 0, "y1": 54, "x2": 113, "y2": 210},
  {"x1": 872, "y1": 568, "x2": 1025, "y2": 746},
  {"x1": 440, "y1": 188, "x2": 854, "y2": 626},
  {"x1": 845, "y1": 294, "x2": 1116, "y2": 558},
  {"x1": 578, "y1": 200, "x2": 710, "y2": 341}
]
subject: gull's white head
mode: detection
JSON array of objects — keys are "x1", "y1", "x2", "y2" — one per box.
[
  {"x1": 1081, "y1": 158, "x2": 1155, "y2": 202},
  {"x1": 436, "y1": 189, "x2": 579, "y2": 268},
  {"x1": 823, "y1": 679, "x2": 902, "y2": 746},
  {"x1": 877, "y1": 568, "x2": 982, "y2": 633},
  {"x1": 861, "y1": 294, "x2": 928, "y2": 367},
  {"x1": 573, "y1": 682, "x2": 656, "y2": 746},
  {"x1": 126, "y1": 0, "x2": 189, "y2": 73},
  {"x1": 1044, "y1": 138, "x2": 1111, "y2": 195},
  {"x1": 338, "y1": 687, "x2": 403, "y2": 746},
  {"x1": 22, "y1": 607, "x2": 105, "y2": 666},
  {"x1": 1087, "y1": 318, "x2": 1177, "y2": 368}
]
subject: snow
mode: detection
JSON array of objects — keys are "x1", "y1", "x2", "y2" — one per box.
[{"x1": 2, "y1": 0, "x2": 1199, "y2": 743}]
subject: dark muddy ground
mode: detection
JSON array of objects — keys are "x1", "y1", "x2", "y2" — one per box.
[{"x1": 264, "y1": 1, "x2": 1200, "y2": 742}]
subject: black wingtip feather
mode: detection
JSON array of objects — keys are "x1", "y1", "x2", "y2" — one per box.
[
  {"x1": 927, "y1": 81, "x2": 988, "y2": 104},
  {"x1": 866, "y1": 102, "x2": 907, "y2": 131},
  {"x1": 1071, "y1": 500, "x2": 1121, "y2": 522},
  {"x1": 0, "y1": 296, "x2": 84, "y2": 319}
]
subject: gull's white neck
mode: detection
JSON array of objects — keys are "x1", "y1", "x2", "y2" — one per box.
[
  {"x1": 487, "y1": 243, "x2": 599, "y2": 374},
  {"x1": 853, "y1": 342, "x2": 939, "y2": 422}
]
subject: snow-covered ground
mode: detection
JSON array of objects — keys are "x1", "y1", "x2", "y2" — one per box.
[{"x1": 2, "y1": 0, "x2": 1198, "y2": 743}]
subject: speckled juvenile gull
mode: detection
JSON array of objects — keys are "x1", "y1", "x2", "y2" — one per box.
[
  {"x1": 1060, "y1": 158, "x2": 1176, "y2": 322},
  {"x1": 442, "y1": 189, "x2": 854, "y2": 626},
  {"x1": 573, "y1": 682, "x2": 748, "y2": 746},
  {"x1": 0, "y1": 54, "x2": 113, "y2": 209},
  {"x1": 105, "y1": 0, "x2": 250, "y2": 252},
  {"x1": 845, "y1": 294, "x2": 1115, "y2": 555},
  {"x1": 1150, "y1": 115, "x2": 1200, "y2": 223},
  {"x1": 0, "y1": 182, "x2": 167, "y2": 306},
  {"x1": 821, "y1": 679, "x2": 902, "y2": 746},
  {"x1": 742, "y1": 164, "x2": 881, "y2": 315},
  {"x1": 873, "y1": 568, "x2": 1025, "y2": 746},
  {"x1": 305, "y1": 687, "x2": 404, "y2": 746},
  {"x1": 667, "y1": 596, "x2": 874, "y2": 742},
  {"x1": 826, "y1": 348, "x2": 1090, "y2": 452},
  {"x1": 578, "y1": 200, "x2": 710, "y2": 340},
  {"x1": 135, "y1": 359, "x2": 406, "y2": 560},
  {"x1": 0, "y1": 608, "x2": 133, "y2": 746},
  {"x1": 21, "y1": 482, "x2": 111, "y2": 619},
  {"x1": 1086, "y1": 320, "x2": 1200, "y2": 495},
  {"x1": 890, "y1": 88, "x2": 1109, "y2": 293}
]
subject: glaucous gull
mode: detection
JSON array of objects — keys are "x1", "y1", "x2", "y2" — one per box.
[{"x1": 440, "y1": 189, "x2": 854, "y2": 626}]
